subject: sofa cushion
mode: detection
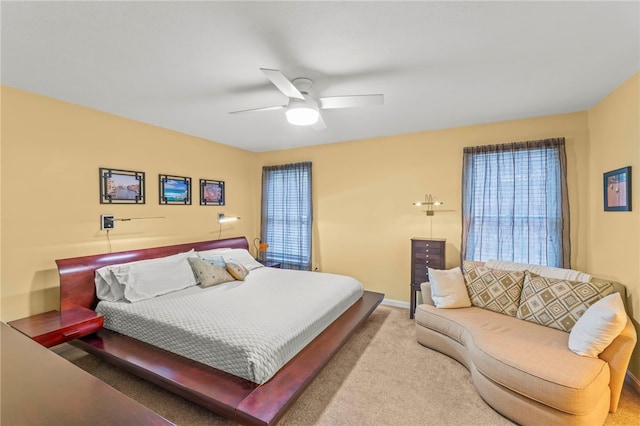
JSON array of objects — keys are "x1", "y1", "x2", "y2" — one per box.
[
  {"x1": 485, "y1": 259, "x2": 592, "y2": 282},
  {"x1": 516, "y1": 272, "x2": 615, "y2": 332},
  {"x1": 415, "y1": 304, "x2": 610, "y2": 415},
  {"x1": 462, "y1": 261, "x2": 525, "y2": 316}
]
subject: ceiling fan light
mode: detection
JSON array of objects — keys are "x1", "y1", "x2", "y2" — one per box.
[{"x1": 286, "y1": 104, "x2": 319, "y2": 126}]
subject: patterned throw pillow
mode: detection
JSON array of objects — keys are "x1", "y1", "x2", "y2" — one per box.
[
  {"x1": 516, "y1": 271, "x2": 614, "y2": 332},
  {"x1": 462, "y1": 261, "x2": 525, "y2": 316},
  {"x1": 187, "y1": 257, "x2": 234, "y2": 288},
  {"x1": 199, "y1": 255, "x2": 226, "y2": 268},
  {"x1": 226, "y1": 260, "x2": 249, "y2": 281}
]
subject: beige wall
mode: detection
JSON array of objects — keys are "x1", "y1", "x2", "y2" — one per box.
[
  {"x1": 2, "y1": 75, "x2": 637, "y2": 378},
  {"x1": 587, "y1": 72, "x2": 640, "y2": 379},
  {"x1": 1, "y1": 86, "x2": 259, "y2": 321},
  {"x1": 258, "y1": 113, "x2": 591, "y2": 301}
]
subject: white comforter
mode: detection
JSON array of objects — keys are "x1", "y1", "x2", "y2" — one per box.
[{"x1": 96, "y1": 267, "x2": 364, "y2": 384}]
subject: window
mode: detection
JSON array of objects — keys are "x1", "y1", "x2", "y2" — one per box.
[
  {"x1": 260, "y1": 162, "x2": 312, "y2": 270},
  {"x1": 461, "y1": 138, "x2": 570, "y2": 267}
]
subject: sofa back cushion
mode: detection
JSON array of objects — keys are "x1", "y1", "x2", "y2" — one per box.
[
  {"x1": 462, "y1": 261, "x2": 525, "y2": 316},
  {"x1": 516, "y1": 271, "x2": 615, "y2": 332},
  {"x1": 485, "y1": 259, "x2": 592, "y2": 283}
]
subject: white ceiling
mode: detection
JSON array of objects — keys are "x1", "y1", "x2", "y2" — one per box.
[{"x1": 2, "y1": 1, "x2": 639, "y2": 152}]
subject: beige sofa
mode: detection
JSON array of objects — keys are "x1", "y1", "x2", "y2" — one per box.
[{"x1": 415, "y1": 262, "x2": 637, "y2": 426}]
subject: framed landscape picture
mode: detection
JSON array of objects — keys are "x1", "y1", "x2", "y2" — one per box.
[
  {"x1": 159, "y1": 174, "x2": 192, "y2": 205},
  {"x1": 99, "y1": 167, "x2": 145, "y2": 204},
  {"x1": 200, "y1": 179, "x2": 225, "y2": 206},
  {"x1": 603, "y1": 166, "x2": 631, "y2": 211}
]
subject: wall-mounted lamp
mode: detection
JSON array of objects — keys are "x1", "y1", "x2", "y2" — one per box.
[
  {"x1": 218, "y1": 213, "x2": 241, "y2": 224},
  {"x1": 413, "y1": 194, "x2": 443, "y2": 216},
  {"x1": 100, "y1": 214, "x2": 165, "y2": 230}
]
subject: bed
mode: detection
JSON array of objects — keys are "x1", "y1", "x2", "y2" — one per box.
[{"x1": 56, "y1": 236, "x2": 384, "y2": 425}]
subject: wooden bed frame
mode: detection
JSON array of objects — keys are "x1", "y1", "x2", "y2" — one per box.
[{"x1": 56, "y1": 236, "x2": 384, "y2": 425}]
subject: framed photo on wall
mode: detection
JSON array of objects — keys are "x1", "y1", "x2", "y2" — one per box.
[
  {"x1": 200, "y1": 179, "x2": 225, "y2": 206},
  {"x1": 603, "y1": 166, "x2": 632, "y2": 211},
  {"x1": 159, "y1": 174, "x2": 192, "y2": 205},
  {"x1": 99, "y1": 167, "x2": 145, "y2": 204}
]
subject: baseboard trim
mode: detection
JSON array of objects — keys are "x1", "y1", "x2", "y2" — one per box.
[
  {"x1": 626, "y1": 370, "x2": 640, "y2": 394},
  {"x1": 381, "y1": 298, "x2": 410, "y2": 309}
]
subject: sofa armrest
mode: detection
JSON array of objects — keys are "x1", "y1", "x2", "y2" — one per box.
[
  {"x1": 420, "y1": 282, "x2": 435, "y2": 307},
  {"x1": 599, "y1": 315, "x2": 637, "y2": 412}
]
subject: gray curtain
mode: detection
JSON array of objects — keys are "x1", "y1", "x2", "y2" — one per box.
[
  {"x1": 260, "y1": 162, "x2": 313, "y2": 270},
  {"x1": 461, "y1": 138, "x2": 570, "y2": 268}
]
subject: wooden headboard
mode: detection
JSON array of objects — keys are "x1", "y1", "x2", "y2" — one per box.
[{"x1": 56, "y1": 237, "x2": 249, "y2": 311}]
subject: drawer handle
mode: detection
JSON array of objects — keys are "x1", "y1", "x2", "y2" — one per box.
[{"x1": 62, "y1": 330, "x2": 81, "y2": 338}]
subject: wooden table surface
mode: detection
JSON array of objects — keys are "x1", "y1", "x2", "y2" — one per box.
[{"x1": 1, "y1": 322, "x2": 174, "y2": 426}]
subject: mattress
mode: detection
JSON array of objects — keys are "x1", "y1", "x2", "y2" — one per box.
[{"x1": 96, "y1": 267, "x2": 364, "y2": 384}]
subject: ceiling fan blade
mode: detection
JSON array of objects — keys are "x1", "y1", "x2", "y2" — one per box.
[
  {"x1": 229, "y1": 105, "x2": 286, "y2": 115},
  {"x1": 312, "y1": 113, "x2": 327, "y2": 131},
  {"x1": 260, "y1": 68, "x2": 305, "y2": 100},
  {"x1": 319, "y1": 94, "x2": 384, "y2": 109}
]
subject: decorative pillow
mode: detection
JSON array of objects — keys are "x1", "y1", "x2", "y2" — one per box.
[
  {"x1": 462, "y1": 261, "x2": 525, "y2": 316},
  {"x1": 187, "y1": 257, "x2": 235, "y2": 288},
  {"x1": 199, "y1": 255, "x2": 226, "y2": 269},
  {"x1": 226, "y1": 260, "x2": 249, "y2": 280},
  {"x1": 516, "y1": 271, "x2": 615, "y2": 332},
  {"x1": 111, "y1": 250, "x2": 199, "y2": 303},
  {"x1": 568, "y1": 293, "x2": 627, "y2": 357},
  {"x1": 429, "y1": 267, "x2": 471, "y2": 309},
  {"x1": 220, "y1": 249, "x2": 264, "y2": 271},
  {"x1": 197, "y1": 248, "x2": 264, "y2": 270}
]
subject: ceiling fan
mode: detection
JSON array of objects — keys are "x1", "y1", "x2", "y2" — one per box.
[{"x1": 229, "y1": 68, "x2": 384, "y2": 131}]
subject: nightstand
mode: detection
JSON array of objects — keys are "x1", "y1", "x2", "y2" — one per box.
[
  {"x1": 7, "y1": 306, "x2": 104, "y2": 348},
  {"x1": 257, "y1": 260, "x2": 281, "y2": 268}
]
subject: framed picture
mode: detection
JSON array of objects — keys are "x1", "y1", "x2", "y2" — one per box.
[
  {"x1": 99, "y1": 167, "x2": 145, "y2": 204},
  {"x1": 200, "y1": 179, "x2": 225, "y2": 206},
  {"x1": 159, "y1": 174, "x2": 192, "y2": 205},
  {"x1": 603, "y1": 166, "x2": 632, "y2": 211}
]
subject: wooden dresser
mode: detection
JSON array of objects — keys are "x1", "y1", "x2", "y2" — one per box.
[
  {"x1": 410, "y1": 237, "x2": 446, "y2": 319},
  {"x1": 1, "y1": 322, "x2": 174, "y2": 425}
]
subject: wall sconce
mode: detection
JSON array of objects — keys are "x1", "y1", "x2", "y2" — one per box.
[
  {"x1": 100, "y1": 214, "x2": 165, "y2": 230},
  {"x1": 218, "y1": 213, "x2": 241, "y2": 223},
  {"x1": 413, "y1": 194, "x2": 443, "y2": 216}
]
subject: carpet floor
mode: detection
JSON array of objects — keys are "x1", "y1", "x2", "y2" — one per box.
[{"x1": 60, "y1": 305, "x2": 640, "y2": 425}]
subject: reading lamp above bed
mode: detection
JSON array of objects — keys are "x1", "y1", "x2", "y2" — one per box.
[{"x1": 218, "y1": 213, "x2": 240, "y2": 223}]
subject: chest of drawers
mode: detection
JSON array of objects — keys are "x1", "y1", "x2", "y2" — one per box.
[{"x1": 410, "y1": 238, "x2": 446, "y2": 319}]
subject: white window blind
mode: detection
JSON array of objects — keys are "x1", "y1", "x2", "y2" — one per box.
[
  {"x1": 461, "y1": 138, "x2": 570, "y2": 267},
  {"x1": 260, "y1": 162, "x2": 312, "y2": 270}
]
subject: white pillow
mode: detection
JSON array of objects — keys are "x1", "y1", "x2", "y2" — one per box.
[
  {"x1": 429, "y1": 267, "x2": 471, "y2": 309},
  {"x1": 195, "y1": 247, "x2": 232, "y2": 258},
  {"x1": 109, "y1": 250, "x2": 198, "y2": 303},
  {"x1": 568, "y1": 293, "x2": 627, "y2": 357},
  {"x1": 95, "y1": 267, "x2": 125, "y2": 302}
]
